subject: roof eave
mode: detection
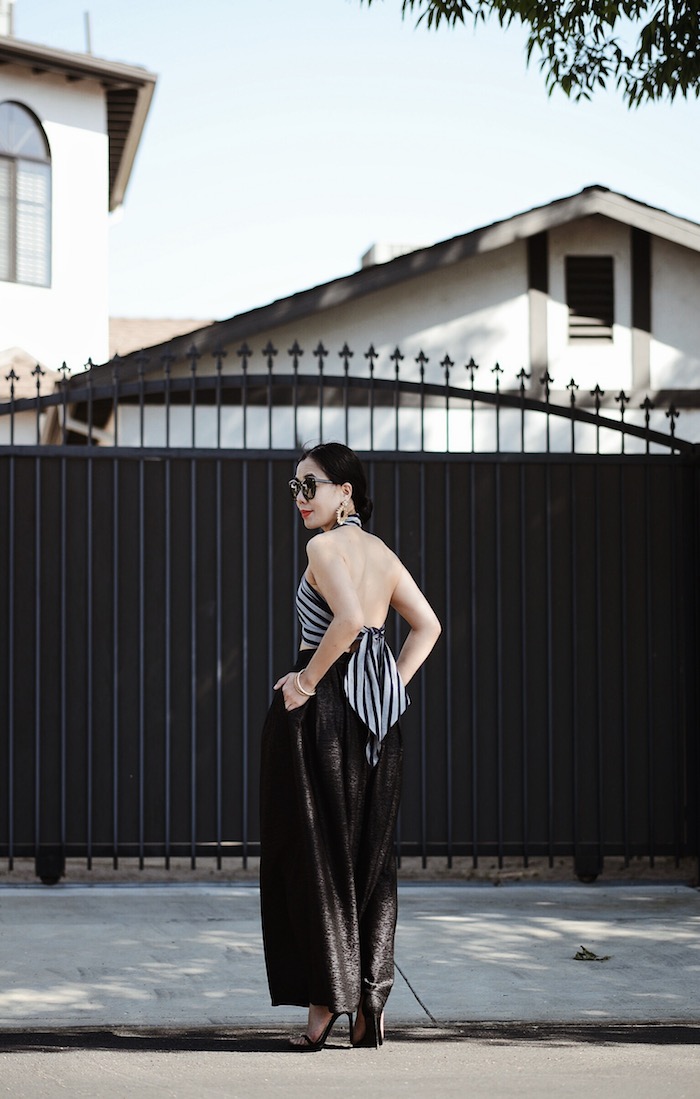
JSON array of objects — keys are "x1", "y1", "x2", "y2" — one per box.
[
  {"x1": 0, "y1": 35, "x2": 157, "y2": 210},
  {"x1": 107, "y1": 79, "x2": 155, "y2": 211}
]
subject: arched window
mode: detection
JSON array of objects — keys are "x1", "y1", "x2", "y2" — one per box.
[{"x1": 0, "y1": 102, "x2": 51, "y2": 287}]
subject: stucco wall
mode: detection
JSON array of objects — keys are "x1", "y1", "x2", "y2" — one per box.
[
  {"x1": 650, "y1": 237, "x2": 700, "y2": 389},
  {"x1": 547, "y1": 215, "x2": 633, "y2": 393},
  {"x1": 167, "y1": 240, "x2": 531, "y2": 390},
  {"x1": 0, "y1": 66, "x2": 109, "y2": 369}
]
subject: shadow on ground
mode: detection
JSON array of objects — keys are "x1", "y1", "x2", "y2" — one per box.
[{"x1": 1, "y1": 1023, "x2": 700, "y2": 1054}]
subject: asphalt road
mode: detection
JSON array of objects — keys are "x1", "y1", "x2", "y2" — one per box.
[{"x1": 1, "y1": 1026, "x2": 700, "y2": 1098}]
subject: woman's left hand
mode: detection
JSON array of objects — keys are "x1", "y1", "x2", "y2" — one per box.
[{"x1": 274, "y1": 671, "x2": 309, "y2": 712}]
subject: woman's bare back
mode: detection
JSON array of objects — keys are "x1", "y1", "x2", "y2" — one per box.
[{"x1": 306, "y1": 525, "x2": 402, "y2": 629}]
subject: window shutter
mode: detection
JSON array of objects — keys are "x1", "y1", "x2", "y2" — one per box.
[
  {"x1": 16, "y1": 160, "x2": 50, "y2": 286},
  {"x1": 565, "y1": 256, "x2": 614, "y2": 340},
  {"x1": 0, "y1": 158, "x2": 11, "y2": 282}
]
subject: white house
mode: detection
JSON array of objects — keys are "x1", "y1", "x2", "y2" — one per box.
[
  {"x1": 70, "y1": 185, "x2": 699, "y2": 451},
  {"x1": 0, "y1": 23, "x2": 155, "y2": 440}
]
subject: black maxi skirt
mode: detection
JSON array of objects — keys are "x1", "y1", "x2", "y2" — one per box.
[{"x1": 260, "y1": 649, "x2": 403, "y2": 1016}]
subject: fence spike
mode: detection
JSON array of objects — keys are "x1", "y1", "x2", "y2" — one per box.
[
  {"x1": 516, "y1": 367, "x2": 531, "y2": 391},
  {"x1": 390, "y1": 346, "x2": 404, "y2": 377},
  {"x1": 213, "y1": 346, "x2": 228, "y2": 372},
  {"x1": 313, "y1": 342, "x2": 328, "y2": 373},
  {"x1": 567, "y1": 378, "x2": 579, "y2": 405},
  {"x1": 236, "y1": 342, "x2": 252, "y2": 371},
  {"x1": 666, "y1": 404, "x2": 679, "y2": 437},
  {"x1": 288, "y1": 340, "x2": 304, "y2": 371},
  {"x1": 492, "y1": 361, "x2": 503, "y2": 391},
  {"x1": 365, "y1": 345, "x2": 378, "y2": 375},
  {"x1": 338, "y1": 342, "x2": 354, "y2": 371}
]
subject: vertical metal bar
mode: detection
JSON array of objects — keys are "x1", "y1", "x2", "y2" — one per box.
[
  {"x1": 290, "y1": 341, "x2": 302, "y2": 451},
  {"x1": 570, "y1": 462, "x2": 579, "y2": 861},
  {"x1": 444, "y1": 460, "x2": 453, "y2": 867},
  {"x1": 545, "y1": 463, "x2": 554, "y2": 865},
  {"x1": 264, "y1": 342, "x2": 277, "y2": 449},
  {"x1": 419, "y1": 461, "x2": 427, "y2": 867},
  {"x1": 112, "y1": 364, "x2": 119, "y2": 447},
  {"x1": 669, "y1": 467, "x2": 680, "y2": 864},
  {"x1": 495, "y1": 461, "x2": 503, "y2": 867},
  {"x1": 215, "y1": 454, "x2": 223, "y2": 869},
  {"x1": 519, "y1": 462, "x2": 529, "y2": 865},
  {"x1": 340, "y1": 344, "x2": 352, "y2": 447},
  {"x1": 111, "y1": 458, "x2": 118, "y2": 868},
  {"x1": 7, "y1": 453, "x2": 15, "y2": 867},
  {"x1": 314, "y1": 343, "x2": 327, "y2": 442},
  {"x1": 518, "y1": 370, "x2": 528, "y2": 453},
  {"x1": 241, "y1": 460, "x2": 249, "y2": 868},
  {"x1": 138, "y1": 454, "x2": 145, "y2": 868},
  {"x1": 59, "y1": 362, "x2": 69, "y2": 446},
  {"x1": 215, "y1": 348, "x2": 226, "y2": 450},
  {"x1": 238, "y1": 343, "x2": 250, "y2": 450},
  {"x1": 619, "y1": 466, "x2": 629, "y2": 865},
  {"x1": 59, "y1": 450, "x2": 67, "y2": 860},
  {"x1": 138, "y1": 353, "x2": 146, "y2": 447},
  {"x1": 468, "y1": 359, "x2": 478, "y2": 453},
  {"x1": 164, "y1": 455, "x2": 172, "y2": 868},
  {"x1": 470, "y1": 461, "x2": 479, "y2": 866},
  {"x1": 392, "y1": 348, "x2": 403, "y2": 452},
  {"x1": 568, "y1": 380, "x2": 578, "y2": 453},
  {"x1": 543, "y1": 372, "x2": 552, "y2": 454},
  {"x1": 441, "y1": 355, "x2": 453, "y2": 454},
  {"x1": 365, "y1": 346, "x2": 377, "y2": 451},
  {"x1": 190, "y1": 455, "x2": 197, "y2": 867},
  {"x1": 492, "y1": 364, "x2": 502, "y2": 453},
  {"x1": 594, "y1": 464, "x2": 604, "y2": 869},
  {"x1": 86, "y1": 453, "x2": 95, "y2": 867},
  {"x1": 87, "y1": 360, "x2": 94, "y2": 448},
  {"x1": 34, "y1": 455, "x2": 41, "y2": 862},
  {"x1": 163, "y1": 354, "x2": 173, "y2": 450},
  {"x1": 393, "y1": 460, "x2": 402, "y2": 863},
  {"x1": 7, "y1": 369, "x2": 17, "y2": 445},
  {"x1": 189, "y1": 348, "x2": 199, "y2": 448},
  {"x1": 417, "y1": 352, "x2": 427, "y2": 452},
  {"x1": 644, "y1": 461, "x2": 655, "y2": 864},
  {"x1": 33, "y1": 364, "x2": 44, "y2": 445}
]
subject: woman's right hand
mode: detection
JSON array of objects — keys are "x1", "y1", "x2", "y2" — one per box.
[{"x1": 274, "y1": 671, "x2": 311, "y2": 712}]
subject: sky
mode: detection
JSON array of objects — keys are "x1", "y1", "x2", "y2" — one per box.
[{"x1": 14, "y1": 0, "x2": 700, "y2": 321}]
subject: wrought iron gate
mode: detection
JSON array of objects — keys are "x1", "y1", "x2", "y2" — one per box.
[{"x1": 1, "y1": 345, "x2": 698, "y2": 881}]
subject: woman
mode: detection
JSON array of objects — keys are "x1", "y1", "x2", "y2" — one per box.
[{"x1": 260, "y1": 442, "x2": 441, "y2": 1051}]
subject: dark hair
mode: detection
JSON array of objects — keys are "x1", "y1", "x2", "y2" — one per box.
[{"x1": 300, "y1": 442, "x2": 373, "y2": 524}]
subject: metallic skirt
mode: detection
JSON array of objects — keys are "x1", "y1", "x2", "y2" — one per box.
[{"x1": 260, "y1": 649, "x2": 403, "y2": 1014}]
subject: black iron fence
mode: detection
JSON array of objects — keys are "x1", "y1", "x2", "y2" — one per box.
[{"x1": 1, "y1": 344, "x2": 698, "y2": 882}]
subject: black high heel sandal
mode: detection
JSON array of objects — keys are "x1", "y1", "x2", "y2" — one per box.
[
  {"x1": 352, "y1": 1001, "x2": 384, "y2": 1049},
  {"x1": 288, "y1": 1011, "x2": 353, "y2": 1052}
]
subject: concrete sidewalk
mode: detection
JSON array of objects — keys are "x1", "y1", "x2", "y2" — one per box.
[{"x1": 0, "y1": 883, "x2": 698, "y2": 1031}]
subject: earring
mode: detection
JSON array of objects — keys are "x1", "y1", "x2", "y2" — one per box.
[{"x1": 336, "y1": 500, "x2": 349, "y2": 526}]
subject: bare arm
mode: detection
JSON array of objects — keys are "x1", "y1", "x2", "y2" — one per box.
[{"x1": 390, "y1": 565, "x2": 442, "y2": 687}]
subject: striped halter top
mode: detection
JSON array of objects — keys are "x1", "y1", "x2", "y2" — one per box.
[{"x1": 295, "y1": 515, "x2": 410, "y2": 766}]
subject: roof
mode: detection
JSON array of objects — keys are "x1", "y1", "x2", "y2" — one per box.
[
  {"x1": 82, "y1": 185, "x2": 700, "y2": 375},
  {"x1": 109, "y1": 317, "x2": 215, "y2": 358},
  {"x1": 0, "y1": 36, "x2": 156, "y2": 211}
]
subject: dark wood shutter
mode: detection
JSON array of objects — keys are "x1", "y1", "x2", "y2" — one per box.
[{"x1": 565, "y1": 255, "x2": 614, "y2": 340}]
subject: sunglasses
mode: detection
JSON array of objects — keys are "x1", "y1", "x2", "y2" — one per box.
[{"x1": 288, "y1": 475, "x2": 335, "y2": 501}]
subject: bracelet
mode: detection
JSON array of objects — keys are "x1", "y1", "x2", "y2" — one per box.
[{"x1": 294, "y1": 671, "x2": 316, "y2": 697}]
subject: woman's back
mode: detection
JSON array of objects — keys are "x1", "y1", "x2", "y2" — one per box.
[{"x1": 306, "y1": 525, "x2": 401, "y2": 630}]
